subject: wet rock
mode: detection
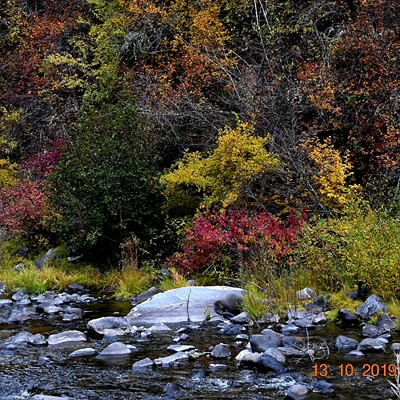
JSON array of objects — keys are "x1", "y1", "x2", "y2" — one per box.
[
  {"x1": 312, "y1": 379, "x2": 334, "y2": 394},
  {"x1": 62, "y1": 307, "x2": 83, "y2": 322},
  {"x1": 28, "y1": 333, "x2": 47, "y2": 346},
  {"x1": 0, "y1": 299, "x2": 12, "y2": 306},
  {"x1": 7, "y1": 307, "x2": 33, "y2": 323},
  {"x1": 163, "y1": 382, "x2": 181, "y2": 397},
  {"x1": 231, "y1": 312, "x2": 249, "y2": 324},
  {"x1": 305, "y1": 295, "x2": 330, "y2": 312},
  {"x1": 167, "y1": 344, "x2": 195, "y2": 353},
  {"x1": 87, "y1": 316, "x2": 128, "y2": 337},
  {"x1": 16, "y1": 297, "x2": 31, "y2": 306},
  {"x1": 250, "y1": 329, "x2": 282, "y2": 353},
  {"x1": 132, "y1": 357, "x2": 154, "y2": 372},
  {"x1": 282, "y1": 336, "x2": 299, "y2": 347},
  {"x1": 356, "y1": 294, "x2": 387, "y2": 320},
  {"x1": 281, "y1": 323, "x2": 301, "y2": 335},
  {"x1": 263, "y1": 348, "x2": 286, "y2": 364},
  {"x1": 102, "y1": 328, "x2": 126, "y2": 341},
  {"x1": 131, "y1": 286, "x2": 160, "y2": 305},
  {"x1": 64, "y1": 283, "x2": 88, "y2": 294},
  {"x1": 362, "y1": 324, "x2": 380, "y2": 338},
  {"x1": 345, "y1": 350, "x2": 365, "y2": 359},
  {"x1": 277, "y1": 347, "x2": 305, "y2": 357},
  {"x1": 34, "y1": 248, "x2": 56, "y2": 270},
  {"x1": 338, "y1": 308, "x2": 360, "y2": 326},
  {"x1": 43, "y1": 305, "x2": 63, "y2": 315},
  {"x1": 377, "y1": 313, "x2": 396, "y2": 332},
  {"x1": 357, "y1": 337, "x2": 387, "y2": 352},
  {"x1": 210, "y1": 343, "x2": 231, "y2": 359},
  {"x1": 154, "y1": 352, "x2": 189, "y2": 367},
  {"x1": 127, "y1": 286, "x2": 244, "y2": 325},
  {"x1": 209, "y1": 363, "x2": 229, "y2": 372},
  {"x1": 12, "y1": 290, "x2": 28, "y2": 301},
  {"x1": 7, "y1": 331, "x2": 33, "y2": 344},
  {"x1": 48, "y1": 330, "x2": 87, "y2": 346},
  {"x1": 235, "y1": 333, "x2": 249, "y2": 341},
  {"x1": 149, "y1": 322, "x2": 172, "y2": 333},
  {"x1": 29, "y1": 396, "x2": 71, "y2": 400},
  {"x1": 191, "y1": 369, "x2": 208, "y2": 379},
  {"x1": 312, "y1": 312, "x2": 327, "y2": 325},
  {"x1": 335, "y1": 335, "x2": 359, "y2": 351},
  {"x1": 218, "y1": 323, "x2": 245, "y2": 335},
  {"x1": 256, "y1": 354, "x2": 286, "y2": 373},
  {"x1": 285, "y1": 384, "x2": 310, "y2": 400},
  {"x1": 297, "y1": 288, "x2": 316, "y2": 301},
  {"x1": 214, "y1": 290, "x2": 244, "y2": 319},
  {"x1": 391, "y1": 343, "x2": 400, "y2": 352},
  {"x1": 236, "y1": 349, "x2": 262, "y2": 366},
  {"x1": 70, "y1": 348, "x2": 96, "y2": 357},
  {"x1": 293, "y1": 318, "x2": 314, "y2": 329},
  {"x1": 97, "y1": 342, "x2": 132, "y2": 358},
  {"x1": 260, "y1": 312, "x2": 280, "y2": 324}
]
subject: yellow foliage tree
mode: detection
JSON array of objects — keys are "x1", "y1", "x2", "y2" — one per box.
[
  {"x1": 0, "y1": 159, "x2": 17, "y2": 189},
  {"x1": 303, "y1": 137, "x2": 358, "y2": 211},
  {"x1": 161, "y1": 121, "x2": 282, "y2": 212}
]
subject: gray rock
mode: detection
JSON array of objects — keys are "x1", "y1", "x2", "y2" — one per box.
[
  {"x1": 277, "y1": 347, "x2": 305, "y2": 357},
  {"x1": 231, "y1": 312, "x2": 249, "y2": 324},
  {"x1": 336, "y1": 335, "x2": 359, "y2": 351},
  {"x1": 0, "y1": 282, "x2": 5, "y2": 294},
  {"x1": 102, "y1": 328, "x2": 126, "y2": 341},
  {"x1": 70, "y1": 348, "x2": 96, "y2": 357},
  {"x1": 362, "y1": 324, "x2": 380, "y2": 338},
  {"x1": 211, "y1": 343, "x2": 231, "y2": 359},
  {"x1": 392, "y1": 343, "x2": 400, "y2": 352},
  {"x1": 28, "y1": 333, "x2": 47, "y2": 346},
  {"x1": 43, "y1": 305, "x2": 63, "y2": 315},
  {"x1": 167, "y1": 344, "x2": 195, "y2": 353},
  {"x1": 250, "y1": 333, "x2": 282, "y2": 352},
  {"x1": 263, "y1": 348, "x2": 286, "y2": 364},
  {"x1": 260, "y1": 312, "x2": 280, "y2": 324},
  {"x1": 12, "y1": 290, "x2": 28, "y2": 301},
  {"x1": 64, "y1": 283, "x2": 88, "y2": 294},
  {"x1": 132, "y1": 357, "x2": 154, "y2": 372},
  {"x1": 131, "y1": 286, "x2": 160, "y2": 305},
  {"x1": 30, "y1": 396, "x2": 71, "y2": 400},
  {"x1": 87, "y1": 316, "x2": 128, "y2": 336},
  {"x1": 149, "y1": 322, "x2": 172, "y2": 333},
  {"x1": 7, "y1": 307, "x2": 33, "y2": 323},
  {"x1": 62, "y1": 307, "x2": 83, "y2": 322},
  {"x1": 16, "y1": 298, "x2": 31, "y2": 306},
  {"x1": 235, "y1": 334, "x2": 249, "y2": 341},
  {"x1": 236, "y1": 349, "x2": 262, "y2": 366},
  {"x1": 191, "y1": 369, "x2": 208, "y2": 379},
  {"x1": 48, "y1": 330, "x2": 87, "y2": 346},
  {"x1": 357, "y1": 338, "x2": 387, "y2": 352},
  {"x1": 281, "y1": 323, "x2": 301, "y2": 335},
  {"x1": 218, "y1": 323, "x2": 245, "y2": 335},
  {"x1": 305, "y1": 295, "x2": 330, "y2": 312},
  {"x1": 154, "y1": 351, "x2": 189, "y2": 367},
  {"x1": 209, "y1": 363, "x2": 229, "y2": 372},
  {"x1": 297, "y1": 288, "x2": 316, "y2": 301},
  {"x1": 8, "y1": 331, "x2": 33, "y2": 344},
  {"x1": 285, "y1": 384, "x2": 310, "y2": 400},
  {"x1": 163, "y1": 382, "x2": 181, "y2": 397},
  {"x1": 0, "y1": 299, "x2": 12, "y2": 307},
  {"x1": 97, "y1": 342, "x2": 132, "y2": 358},
  {"x1": 214, "y1": 291, "x2": 244, "y2": 319},
  {"x1": 356, "y1": 294, "x2": 387, "y2": 320},
  {"x1": 345, "y1": 350, "x2": 365, "y2": 359},
  {"x1": 293, "y1": 318, "x2": 314, "y2": 329},
  {"x1": 312, "y1": 380, "x2": 335, "y2": 394},
  {"x1": 126, "y1": 286, "x2": 244, "y2": 325},
  {"x1": 256, "y1": 354, "x2": 286, "y2": 373},
  {"x1": 312, "y1": 312, "x2": 327, "y2": 325},
  {"x1": 377, "y1": 313, "x2": 396, "y2": 332},
  {"x1": 127, "y1": 344, "x2": 139, "y2": 353},
  {"x1": 338, "y1": 308, "x2": 360, "y2": 326},
  {"x1": 34, "y1": 248, "x2": 56, "y2": 270},
  {"x1": 13, "y1": 262, "x2": 26, "y2": 272}
]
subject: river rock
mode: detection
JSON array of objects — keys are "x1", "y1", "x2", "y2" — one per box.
[
  {"x1": 218, "y1": 323, "x2": 245, "y2": 335},
  {"x1": 7, "y1": 331, "x2": 33, "y2": 344},
  {"x1": 338, "y1": 308, "x2": 360, "y2": 326},
  {"x1": 214, "y1": 291, "x2": 243, "y2": 319},
  {"x1": 64, "y1": 283, "x2": 88, "y2": 294},
  {"x1": 263, "y1": 348, "x2": 286, "y2": 364},
  {"x1": 163, "y1": 382, "x2": 181, "y2": 397},
  {"x1": 356, "y1": 294, "x2": 387, "y2": 319},
  {"x1": 211, "y1": 343, "x2": 231, "y2": 359},
  {"x1": 297, "y1": 288, "x2": 316, "y2": 301},
  {"x1": 28, "y1": 333, "x2": 47, "y2": 346},
  {"x1": 154, "y1": 351, "x2": 189, "y2": 367},
  {"x1": 345, "y1": 350, "x2": 365, "y2": 359},
  {"x1": 362, "y1": 324, "x2": 380, "y2": 338},
  {"x1": 34, "y1": 248, "x2": 56, "y2": 270},
  {"x1": 377, "y1": 313, "x2": 396, "y2": 332},
  {"x1": 12, "y1": 290, "x2": 29, "y2": 301},
  {"x1": 281, "y1": 323, "x2": 301, "y2": 335},
  {"x1": 126, "y1": 286, "x2": 244, "y2": 325},
  {"x1": 335, "y1": 335, "x2": 359, "y2": 351},
  {"x1": 277, "y1": 347, "x2": 305, "y2": 357},
  {"x1": 305, "y1": 295, "x2": 330, "y2": 312},
  {"x1": 167, "y1": 344, "x2": 195, "y2": 352},
  {"x1": 87, "y1": 316, "x2": 128, "y2": 337},
  {"x1": 62, "y1": 307, "x2": 83, "y2": 322},
  {"x1": 231, "y1": 312, "x2": 249, "y2": 324},
  {"x1": 97, "y1": 342, "x2": 132, "y2": 358},
  {"x1": 149, "y1": 322, "x2": 172, "y2": 333},
  {"x1": 256, "y1": 354, "x2": 286, "y2": 373},
  {"x1": 236, "y1": 350, "x2": 262, "y2": 366},
  {"x1": 132, "y1": 357, "x2": 154, "y2": 372},
  {"x1": 70, "y1": 348, "x2": 96, "y2": 357},
  {"x1": 357, "y1": 337, "x2": 387, "y2": 352},
  {"x1": 209, "y1": 363, "x2": 229, "y2": 372},
  {"x1": 30, "y1": 396, "x2": 71, "y2": 400},
  {"x1": 0, "y1": 299, "x2": 12, "y2": 306},
  {"x1": 285, "y1": 384, "x2": 310, "y2": 400},
  {"x1": 131, "y1": 286, "x2": 160, "y2": 305},
  {"x1": 48, "y1": 330, "x2": 87, "y2": 346},
  {"x1": 43, "y1": 305, "x2": 63, "y2": 315},
  {"x1": 7, "y1": 307, "x2": 33, "y2": 323},
  {"x1": 312, "y1": 312, "x2": 327, "y2": 325},
  {"x1": 293, "y1": 318, "x2": 314, "y2": 329}
]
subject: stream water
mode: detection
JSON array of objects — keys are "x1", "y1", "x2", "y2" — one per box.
[{"x1": 0, "y1": 298, "x2": 398, "y2": 399}]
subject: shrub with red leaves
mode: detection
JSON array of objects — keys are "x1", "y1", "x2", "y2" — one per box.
[{"x1": 168, "y1": 208, "x2": 307, "y2": 274}]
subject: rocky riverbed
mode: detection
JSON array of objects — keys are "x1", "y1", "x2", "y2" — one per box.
[{"x1": 0, "y1": 285, "x2": 399, "y2": 399}]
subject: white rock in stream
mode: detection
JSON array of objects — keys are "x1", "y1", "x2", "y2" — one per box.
[
  {"x1": 48, "y1": 330, "x2": 87, "y2": 346},
  {"x1": 70, "y1": 348, "x2": 96, "y2": 357},
  {"x1": 97, "y1": 342, "x2": 132, "y2": 358},
  {"x1": 154, "y1": 352, "x2": 189, "y2": 367}
]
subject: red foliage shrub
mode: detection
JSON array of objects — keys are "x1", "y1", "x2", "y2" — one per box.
[{"x1": 168, "y1": 208, "x2": 308, "y2": 274}]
